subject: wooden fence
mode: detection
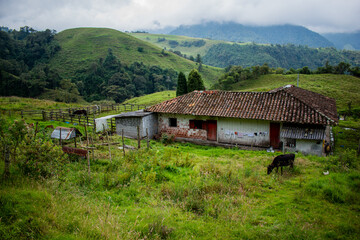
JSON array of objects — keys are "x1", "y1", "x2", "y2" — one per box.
[{"x1": 3, "y1": 103, "x2": 148, "y2": 133}]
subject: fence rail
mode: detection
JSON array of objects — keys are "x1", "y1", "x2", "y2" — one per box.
[{"x1": 2, "y1": 103, "x2": 149, "y2": 133}]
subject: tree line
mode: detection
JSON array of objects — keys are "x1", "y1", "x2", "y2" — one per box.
[
  {"x1": 75, "y1": 48, "x2": 178, "y2": 103},
  {"x1": 0, "y1": 27, "x2": 179, "y2": 103},
  {"x1": 202, "y1": 43, "x2": 360, "y2": 70},
  {"x1": 212, "y1": 61, "x2": 360, "y2": 90}
]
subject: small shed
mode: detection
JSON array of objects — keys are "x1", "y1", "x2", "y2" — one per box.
[
  {"x1": 51, "y1": 127, "x2": 82, "y2": 140},
  {"x1": 115, "y1": 110, "x2": 158, "y2": 139}
]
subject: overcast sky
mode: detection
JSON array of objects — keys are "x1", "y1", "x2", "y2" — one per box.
[{"x1": 1, "y1": 0, "x2": 359, "y2": 33}]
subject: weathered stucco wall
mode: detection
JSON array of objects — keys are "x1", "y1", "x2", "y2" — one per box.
[
  {"x1": 141, "y1": 114, "x2": 158, "y2": 138},
  {"x1": 116, "y1": 117, "x2": 141, "y2": 138},
  {"x1": 218, "y1": 118, "x2": 270, "y2": 147},
  {"x1": 116, "y1": 113, "x2": 158, "y2": 139},
  {"x1": 295, "y1": 139, "x2": 323, "y2": 156},
  {"x1": 158, "y1": 113, "x2": 208, "y2": 140}
]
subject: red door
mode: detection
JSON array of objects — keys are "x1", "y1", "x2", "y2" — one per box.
[
  {"x1": 207, "y1": 120, "x2": 217, "y2": 141},
  {"x1": 270, "y1": 123, "x2": 280, "y2": 148}
]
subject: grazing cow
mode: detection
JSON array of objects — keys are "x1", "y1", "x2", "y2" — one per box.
[
  {"x1": 267, "y1": 153, "x2": 295, "y2": 175},
  {"x1": 71, "y1": 109, "x2": 87, "y2": 117}
]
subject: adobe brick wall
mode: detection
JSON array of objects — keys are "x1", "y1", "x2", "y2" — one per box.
[{"x1": 158, "y1": 113, "x2": 207, "y2": 140}]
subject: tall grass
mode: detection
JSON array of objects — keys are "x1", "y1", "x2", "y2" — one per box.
[{"x1": 1, "y1": 123, "x2": 360, "y2": 239}]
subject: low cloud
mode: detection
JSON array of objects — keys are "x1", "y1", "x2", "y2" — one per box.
[{"x1": 1, "y1": 0, "x2": 359, "y2": 33}]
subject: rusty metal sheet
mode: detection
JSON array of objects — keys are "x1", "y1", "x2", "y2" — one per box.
[{"x1": 62, "y1": 146, "x2": 88, "y2": 157}]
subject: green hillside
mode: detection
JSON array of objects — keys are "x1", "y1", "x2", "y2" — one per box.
[
  {"x1": 129, "y1": 32, "x2": 240, "y2": 60},
  {"x1": 51, "y1": 28, "x2": 223, "y2": 87},
  {"x1": 123, "y1": 90, "x2": 176, "y2": 106},
  {"x1": 232, "y1": 74, "x2": 360, "y2": 110}
]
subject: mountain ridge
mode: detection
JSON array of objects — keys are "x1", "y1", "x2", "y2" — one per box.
[{"x1": 169, "y1": 22, "x2": 334, "y2": 48}]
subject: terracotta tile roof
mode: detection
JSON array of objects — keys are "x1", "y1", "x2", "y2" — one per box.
[{"x1": 146, "y1": 85, "x2": 338, "y2": 125}]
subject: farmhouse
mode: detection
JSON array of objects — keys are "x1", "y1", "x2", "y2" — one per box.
[{"x1": 145, "y1": 85, "x2": 338, "y2": 156}]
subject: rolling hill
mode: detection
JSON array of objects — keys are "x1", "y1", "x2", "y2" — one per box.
[
  {"x1": 323, "y1": 31, "x2": 360, "y2": 50},
  {"x1": 169, "y1": 22, "x2": 334, "y2": 48},
  {"x1": 131, "y1": 32, "x2": 360, "y2": 70},
  {"x1": 231, "y1": 74, "x2": 360, "y2": 110},
  {"x1": 120, "y1": 74, "x2": 360, "y2": 112},
  {"x1": 50, "y1": 28, "x2": 223, "y2": 87}
]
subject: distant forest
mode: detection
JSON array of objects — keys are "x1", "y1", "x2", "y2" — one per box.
[
  {"x1": 203, "y1": 43, "x2": 360, "y2": 69},
  {"x1": 0, "y1": 27, "x2": 178, "y2": 103}
]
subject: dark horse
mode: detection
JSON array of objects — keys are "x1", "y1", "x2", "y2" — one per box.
[{"x1": 267, "y1": 153, "x2": 295, "y2": 175}]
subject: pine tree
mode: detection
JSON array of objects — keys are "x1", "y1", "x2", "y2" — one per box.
[
  {"x1": 176, "y1": 71, "x2": 188, "y2": 96},
  {"x1": 187, "y1": 69, "x2": 205, "y2": 92}
]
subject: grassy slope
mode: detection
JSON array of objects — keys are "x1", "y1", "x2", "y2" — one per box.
[
  {"x1": 123, "y1": 90, "x2": 176, "y2": 106},
  {"x1": 129, "y1": 33, "x2": 243, "y2": 58},
  {"x1": 0, "y1": 96, "x2": 83, "y2": 111},
  {"x1": 232, "y1": 74, "x2": 360, "y2": 110},
  {"x1": 50, "y1": 28, "x2": 223, "y2": 87}
]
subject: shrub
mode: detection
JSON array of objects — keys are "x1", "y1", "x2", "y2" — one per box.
[
  {"x1": 326, "y1": 149, "x2": 359, "y2": 171},
  {"x1": 160, "y1": 133, "x2": 175, "y2": 145},
  {"x1": 17, "y1": 136, "x2": 68, "y2": 179}
]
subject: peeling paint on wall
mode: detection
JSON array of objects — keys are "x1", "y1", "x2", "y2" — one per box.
[{"x1": 159, "y1": 114, "x2": 207, "y2": 140}]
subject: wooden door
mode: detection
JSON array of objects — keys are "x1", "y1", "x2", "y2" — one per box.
[
  {"x1": 270, "y1": 122, "x2": 280, "y2": 148},
  {"x1": 207, "y1": 120, "x2": 217, "y2": 141}
]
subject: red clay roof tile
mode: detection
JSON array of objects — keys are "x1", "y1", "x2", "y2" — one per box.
[{"x1": 146, "y1": 86, "x2": 338, "y2": 125}]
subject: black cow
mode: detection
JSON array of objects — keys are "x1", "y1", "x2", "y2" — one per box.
[
  {"x1": 71, "y1": 110, "x2": 87, "y2": 117},
  {"x1": 267, "y1": 153, "x2": 295, "y2": 175}
]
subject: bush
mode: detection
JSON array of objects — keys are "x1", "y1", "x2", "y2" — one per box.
[
  {"x1": 17, "y1": 136, "x2": 68, "y2": 179},
  {"x1": 326, "y1": 149, "x2": 359, "y2": 171},
  {"x1": 160, "y1": 133, "x2": 175, "y2": 145}
]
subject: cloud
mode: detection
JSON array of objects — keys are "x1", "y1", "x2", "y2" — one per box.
[{"x1": 0, "y1": 0, "x2": 359, "y2": 33}]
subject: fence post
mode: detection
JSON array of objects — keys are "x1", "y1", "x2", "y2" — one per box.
[
  {"x1": 62, "y1": 110, "x2": 65, "y2": 122},
  {"x1": 137, "y1": 125, "x2": 141, "y2": 149},
  {"x1": 106, "y1": 127, "x2": 112, "y2": 163},
  {"x1": 93, "y1": 117, "x2": 96, "y2": 133},
  {"x1": 3, "y1": 144, "x2": 10, "y2": 179},
  {"x1": 42, "y1": 110, "x2": 46, "y2": 121},
  {"x1": 85, "y1": 124, "x2": 91, "y2": 177},
  {"x1": 146, "y1": 128, "x2": 150, "y2": 149},
  {"x1": 21, "y1": 111, "x2": 23, "y2": 119},
  {"x1": 59, "y1": 128, "x2": 62, "y2": 146},
  {"x1": 122, "y1": 129, "x2": 125, "y2": 156}
]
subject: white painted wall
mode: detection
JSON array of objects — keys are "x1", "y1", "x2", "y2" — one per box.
[
  {"x1": 218, "y1": 118, "x2": 270, "y2": 147},
  {"x1": 296, "y1": 139, "x2": 323, "y2": 156}
]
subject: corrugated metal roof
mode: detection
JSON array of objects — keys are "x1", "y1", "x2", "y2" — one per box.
[
  {"x1": 51, "y1": 127, "x2": 81, "y2": 140},
  {"x1": 115, "y1": 110, "x2": 154, "y2": 118},
  {"x1": 145, "y1": 86, "x2": 338, "y2": 125},
  {"x1": 280, "y1": 126, "x2": 325, "y2": 140}
]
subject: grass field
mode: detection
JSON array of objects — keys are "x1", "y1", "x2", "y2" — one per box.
[
  {"x1": 123, "y1": 91, "x2": 176, "y2": 106},
  {"x1": 1, "y1": 132, "x2": 359, "y2": 239},
  {"x1": 50, "y1": 28, "x2": 224, "y2": 87},
  {"x1": 0, "y1": 96, "x2": 84, "y2": 111},
  {"x1": 1, "y1": 96, "x2": 360, "y2": 239}
]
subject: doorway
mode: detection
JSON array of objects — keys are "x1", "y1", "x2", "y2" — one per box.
[{"x1": 207, "y1": 120, "x2": 217, "y2": 141}]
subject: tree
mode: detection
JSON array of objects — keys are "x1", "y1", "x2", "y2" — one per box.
[
  {"x1": 195, "y1": 54, "x2": 202, "y2": 64},
  {"x1": 334, "y1": 62, "x2": 350, "y2": 74},
  {"x1": 187, "y1": 69, "x2": 205, "y2": 92},
  {"x1": 176, "y1": 72, "x2": 188, "y2": 96},
  {"x1": 299, "y1": 66, "x2": 311, "y2": 74}
]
